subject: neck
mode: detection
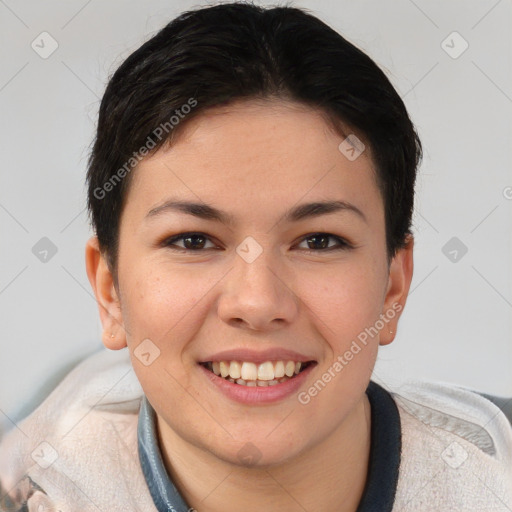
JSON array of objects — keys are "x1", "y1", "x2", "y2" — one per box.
[{"x1": 157, "y1": 394, "x2": 372, "y2": 512}]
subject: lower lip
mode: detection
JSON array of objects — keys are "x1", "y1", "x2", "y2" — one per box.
[{"x1": 198, "y1": 363, "x2": 316, "y2": 405}]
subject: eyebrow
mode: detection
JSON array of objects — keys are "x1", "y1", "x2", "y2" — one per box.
[{"x1": 145, "y1": 198, "x2": 367, "y2": 225}]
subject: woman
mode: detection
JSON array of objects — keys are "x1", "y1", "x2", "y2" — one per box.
[{"x1": 1, "y1": 2, "x2": 511, "y2": 511}]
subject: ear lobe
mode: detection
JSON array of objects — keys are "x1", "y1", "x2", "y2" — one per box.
[
  {"x1": 85, "y1": 236, "x2": 127, "y2": 350},
  {"x1": 380, "y1": 235, "x2": 414, "y2": 346}
]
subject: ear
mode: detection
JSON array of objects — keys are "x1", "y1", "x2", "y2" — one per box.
[
  {"x1": 379, "y1": 235, "x2": 414, "y2": 346},
  {"x1": 85, "y1": 236, "x2": 127, "y2": 350}
]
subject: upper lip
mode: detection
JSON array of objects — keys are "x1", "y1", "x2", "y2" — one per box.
[{"x1": 199, "y1": 348, "x2": 316, "y2": 364}]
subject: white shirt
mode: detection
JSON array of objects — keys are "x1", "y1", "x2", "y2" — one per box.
[{"x1": 0, "y1": 348, "x2": 510, "y2": 511}]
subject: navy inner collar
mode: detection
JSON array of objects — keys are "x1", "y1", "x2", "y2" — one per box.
[
  {"x1": 138, "y1": 380, "x2": 401, "y2": 512},
  {"x1": 356, "y1": 381, "x2": 401, "y2": 512}
]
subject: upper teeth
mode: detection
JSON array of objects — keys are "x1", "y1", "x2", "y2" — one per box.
[{"x1": 211, "y1": 360, "x2": 302, "y2": 381}]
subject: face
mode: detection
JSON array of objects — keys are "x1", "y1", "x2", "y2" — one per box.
[{"x1": 87, "y1": 99, "x2": 412, "y2": 468}]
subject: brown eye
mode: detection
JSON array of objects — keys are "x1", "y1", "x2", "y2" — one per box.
[
  {"x1": 163, "y1": 232, "x2": 217, "y2": 251},
  {"x1": 297, "y1": 233, "x2": 351, "y2": 252}
]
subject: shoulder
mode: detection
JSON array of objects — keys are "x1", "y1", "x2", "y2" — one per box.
[
  {"x1": 0, "y1": 348, "x2": 155, "y2": 511},
  {"x1": 2, "y1": 347, "x2": 143, "y2": 439},
  {"x1": 388, "y1": 379, "x2": 512, "y2": 511}
]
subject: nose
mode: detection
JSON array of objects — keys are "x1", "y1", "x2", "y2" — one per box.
[{"x1": 217, "y1": 247, "x2": 299, "y2": 332}]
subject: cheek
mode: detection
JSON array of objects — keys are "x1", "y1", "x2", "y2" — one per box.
[
  {"x1": 298, "y1": 262, "x2": 385, "y2": 347},
  {"x1": 120, "y1": 262, "x2": 222, "y2": 354},
  {"x1": 292, "y1": 263, "x2": 383, "y2": 423},
  {"x1": 120, "y1": 264, "x2": 217, "y2": 406}
]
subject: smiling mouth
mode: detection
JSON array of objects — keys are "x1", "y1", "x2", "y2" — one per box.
[{"x1": 200, "y1": 360, "x2": 316, "y2": 387}]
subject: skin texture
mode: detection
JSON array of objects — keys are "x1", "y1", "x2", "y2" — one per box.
[{"x1": 86, "y1": 99, "x2": 414, "y2": 512}]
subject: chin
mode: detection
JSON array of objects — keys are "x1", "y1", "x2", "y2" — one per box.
[{"x1": 208, "y1": 434, "x2": 306, "y2": 469}]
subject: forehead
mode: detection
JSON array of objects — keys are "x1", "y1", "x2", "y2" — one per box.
[{"x1": 124, "y1": 99, "x2": 382, "y2": 224}]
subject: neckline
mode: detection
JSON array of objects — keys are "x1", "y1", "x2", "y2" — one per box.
[
  {"x1": 356, "y1": 381, "x2": 401, "y2": 511},
  {"x1": 138, "y1": 380, "x2": 401, "y2": 512}
]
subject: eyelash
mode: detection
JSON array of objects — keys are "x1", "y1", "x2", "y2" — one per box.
[{"x1": 161, "y1": 232, "x2": 353, "y2": 253}]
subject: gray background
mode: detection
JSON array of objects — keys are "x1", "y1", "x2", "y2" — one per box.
[{"x1": 1, "y1": 0, "x2": 511, "y2": 438}]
